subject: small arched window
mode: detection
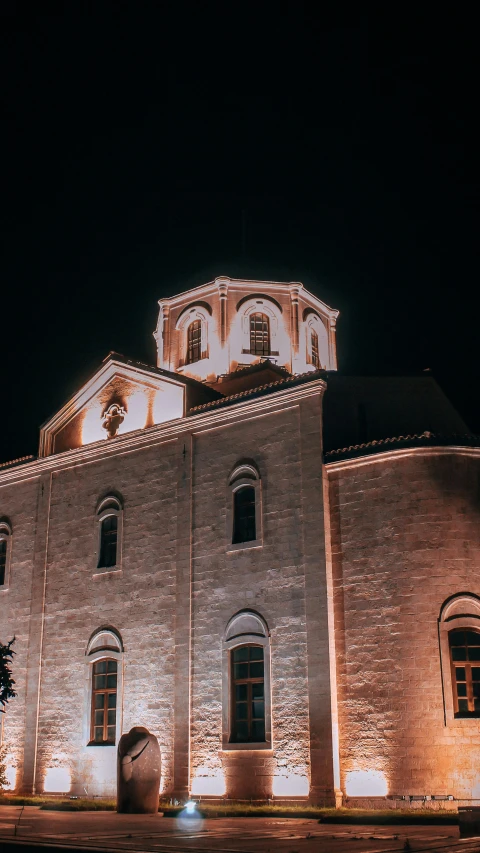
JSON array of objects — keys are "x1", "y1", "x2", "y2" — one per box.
[
  {"x1": 95, "y1": 496, "x2": 122, "y2": 572},
  {"x1": 0, "y1": 520, "x2": 12, "y2": 588},
  {"x1": 311, "y1": 330, "x2": 320, "y2": 369},
  {"x1": 86, "y1": 628, "x2": 123, "y2": 746},
  {"x1": 186, "y1": 319, "x2": 202, "y2": 364},
  {"x1": 228, "y1": 463, "x2": 262, "y2": 550},
  {"x1": 249, "y1": 312, "x2": 270, "y2": 356},
  {"x1": 449, "y1": 628, "x2": 480, "y2": 717}
]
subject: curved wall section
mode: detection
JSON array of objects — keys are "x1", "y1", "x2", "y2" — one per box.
[{"x1": 327, "y1": 448, "x2": 480, "y2": 803}]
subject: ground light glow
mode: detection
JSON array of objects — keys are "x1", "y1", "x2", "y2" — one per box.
[
  {"x1": 176, "y1": 801, "x2": 203, "y2": 832},
  {"x1": 345, "y1": 769, "x2": 388, "y2": 797},
  {"x1": 43, "y1": 767, "x2": 71, "y2": 793}
]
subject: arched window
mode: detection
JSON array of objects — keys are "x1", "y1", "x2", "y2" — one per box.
[
  {"x1": 311, "y1": 330, "x2": 320, "y2": 368},
  {"x1": 222, "y1": 610, "x2": 271, "y2": 750},
  {"x1": 186, "y1": 319, "x2": 202, "y2": 364},
  {"x1": 439, "y1": 593, "x2": 480, "y2": 724},
  {"x1": 449, "y1": 628, "x2": 480, "y2": 716},
  {"x1": 95, "y1": 496, "x2": 122, "y2": 572},
  {"x1": 227, "y1": 463, "x2": 262, "y2": 550},
  {"x1": 249, "y1": 312, "x2": 270, "y2": 356},
  {"x1": 86, "y1": 629, "x2": 123, "y2": 746},
  {"x1": 0, "y1": 520, "x2": 12, "y2": 588}
]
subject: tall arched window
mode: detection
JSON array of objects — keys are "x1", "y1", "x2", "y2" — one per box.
[
  {"x1": 311, "y1": 330, "x2": 320, "y2": 368},
  {"x1": 249, "y1": 312, "x2": 270, "y2": 356},
  {"x1": 439, "y1": 594, "x2": 480, "y2": 724},
  {"x1": 96, "y1": 496, "x2": 122, "y2": 572},
  {"x1": 86, "y1": 628, "x2": 123, "y2": 746},
  {"x1": 223, "y1": 611, "x2": 271, "y2": 749},
  {"x1": 186, "y1": 319, "x2": 202, "y2": 364},
  {"x1": 228, "y1": 463, "x2": 262, "y2": 550},
  {"x1": 0, "y1": 520, "x2": 12, "y2": 587},
  {"x1": 449, "y1": 628, "x2": 480, "y2": 716}
]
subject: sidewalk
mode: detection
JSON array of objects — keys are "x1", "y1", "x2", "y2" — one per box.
[{"x1": 0, "y1": 804, "x2": 471, "y2": 853}]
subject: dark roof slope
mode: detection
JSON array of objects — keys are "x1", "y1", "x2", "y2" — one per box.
[{"x1": 322, "y1": 374, "x2": 471, "y2": 454}]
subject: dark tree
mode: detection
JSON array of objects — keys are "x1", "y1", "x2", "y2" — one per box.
[{"x1": 0, "y1": 638, "x2": 16, "y2": 711}]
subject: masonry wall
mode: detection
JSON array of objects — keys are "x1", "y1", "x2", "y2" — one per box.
[
  {"x1": 34, "y1": 441, "x2": 180, "y2": 796},
  {"x1": 0, "y1": 477, "x2": 38, "y2": 791},
  {"x1": 328, "y1": 450, "x2": 480, "y2": 803},
  {"x1": 189, "y1": 392, "x2": 336, "y2": 802},
  {"x1": 0, "y1": 383, "x2": 336, "y2": 801}
]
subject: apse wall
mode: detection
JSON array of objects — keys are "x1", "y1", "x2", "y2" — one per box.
[{"x1": 327, "y1": 448, "x2": 480, "y2": 805}]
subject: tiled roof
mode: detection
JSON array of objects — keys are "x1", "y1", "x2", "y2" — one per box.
[
  {"x1": 0, "y1": 454, "x2": 36, "y2": 470},
  {"x1": 188, "y1": 369, "x2": 326, "y2": 413},
  {"x1": 324, "y1": 432, "x2": 480, "y2": 462}
]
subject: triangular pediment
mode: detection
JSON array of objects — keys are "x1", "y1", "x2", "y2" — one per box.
[{"x1": 39, "y1": 356, "x2": 189, "y2": 457}]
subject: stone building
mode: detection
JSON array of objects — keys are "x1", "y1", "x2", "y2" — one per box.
[{"x1": 1, "y1": 276, "x2": 479, "y2": 806}]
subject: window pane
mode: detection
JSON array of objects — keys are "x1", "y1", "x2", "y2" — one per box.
[
  {"x1": 107, "y1": 674, "x2": 117, "y2": 689},
  {"x1": 235, "y1": 684, "x2": 248, "y2": 701},
  {"x1": 107, "y1": 726, "x2": 116, "y2": 742},
  {"x1": 473, "y1": 683, "x2": 480, "y2": 698},
  {"x1": 107, "y1": 710, "x2": 116, "y2": 726},
  {"x1": 234, "y1": 663, "x2": 248, "y2": 680},
  {"x1": 468, "y1": 648, "x2": 480, "y2": 661},
  {"x1": 94, "y1": 709, "x2": 104, "y2": 726},
  {"x1": 107, "y1": 660, "x2": 117, "y2": 673},
  {"x1": 94, "y1": 661, "x2": 107, "y2": 674},
  {"x1": 250, "y1": 662, "x2": 264, "y2": 678},
  {"x1": 250, "y1": 647, "x2": 263, "y2": 661},
  {"x1": 233, "y1": 647, "x2": 249, "y2": 662},
  {"x1": 457, "y1": 683, "x2": 467, "y2": 697},
  {"x1": 252, "y1": 700, "x2": 264, "y2": 719},
  {"x1": 252, "y1": 683, "x2": 264, "y2": 699},
  {"x1": 187, "y1": 320, "x2": 202, "y2": 364},
  {"x1": 455, "y1": 667, "x2": 466, "y2": 681},
  {"x1": 98, "y1": 515, "x2": 118, "y2": 568},
  {"x1": 94, "y1": 675, "x2": 107, "y2": 689},
  {"x1": 472, "y1": 668, "x2": 480, "y2": 681},
  {"x1": 108, "y1": 693, "x2": 117, "y2": 708},
  {"x1": 232, "y1": 487, "x2": 256, "y2": 544},
  {"x1": 466, "y1": 631, "x2": 480, "y2": 646},
  {"x1": 94, "y1": 727, "x2": 104, "y2": 742},
  {"x1": 235, "y1": 703, "x2": 248, "y2": 720},
  {"x1": 95, "y1": 693, "x2": 104, "y2": 709},
  {"x1": 458, "y1": 699, "x2": 469, "y2": 713},
  {"x1": 235, "y1": 721, "x2": 248, "y2": 741},
  {"x1": 475, "y1": 698, "x2": 480, "y2": 712},
  {"x1": 449, "y1": 632, "x2": 465, "y2": 646},
  {"x1": 452, "y1": 648, "x2": 467, "y2": 661},
  {"x1": 250, "y1": 312, "x2": 270, "y2": 356},
  {"x1": 251, "y1": 720, "x2": 265, "y2": 741}
]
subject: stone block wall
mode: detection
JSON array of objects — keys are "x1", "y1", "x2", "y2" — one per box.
[{"x1": 327, "y1": 449, "x2": 480, "y2": 802}]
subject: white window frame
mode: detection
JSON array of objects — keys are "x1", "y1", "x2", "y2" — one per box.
[
  {"x1": 94, "y1": 496, "x2": 123, "y2": 575},
  {"x1": 176, "y1": 305, "x2": 210, "y2": 367},
  {"x1": 226, "y1": 463, "x2": 263, "y2": 553},
  {"x1": 304, "y1": 313, "x2": 328, "y2": 369},
  {"x1": 222, "y1": 610, "x2": 272, "y2": 751},
  {"x1": 0, "y1": 520, "x2": 13, "y2": 590}
]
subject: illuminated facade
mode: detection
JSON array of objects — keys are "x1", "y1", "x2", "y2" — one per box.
[{"x1": 1, "y1": 275, "x2": 479, "y2": 807}]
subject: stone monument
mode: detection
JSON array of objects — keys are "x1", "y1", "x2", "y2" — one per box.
[{"x1": 117, "y1": 726, "x2": 161, "y2": 813}]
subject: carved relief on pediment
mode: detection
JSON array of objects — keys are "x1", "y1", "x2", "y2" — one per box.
[{"x1": 102, "y1": 403, "x2": 126, "y2": 439}]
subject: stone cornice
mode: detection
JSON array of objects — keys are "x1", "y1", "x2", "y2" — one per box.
[{"x1": 0, "y1": 378, "x2": 326, "y2": 487}]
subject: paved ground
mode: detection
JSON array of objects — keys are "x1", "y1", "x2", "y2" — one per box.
[{"x1": 0, "y1": 806, "x2": 478, "y2": 853}]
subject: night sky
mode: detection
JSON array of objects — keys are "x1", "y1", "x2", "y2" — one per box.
[{"x1": 1, "y1": 5, "x2": 478, "y2": 464}]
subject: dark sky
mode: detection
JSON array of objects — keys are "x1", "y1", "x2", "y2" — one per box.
[{"x1": 1, "y1": 4, "x2": 478, "y2": 463}]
